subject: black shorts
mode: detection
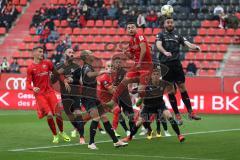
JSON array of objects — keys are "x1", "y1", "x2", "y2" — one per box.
[
  {"x1": 118, "y1": 89, "x2": 134, "y2": 116},
  {"x1": 141, "y1": 102, "x2": 167, "y2": 120},
  {"x1": 81, "y1": 97, "x2": 101, "y2": 112},
  {"x1": 162, "y1": 60, "x2": 185, "y2": 84},
  {"x1": 61, "y1": 95, "x2": 81, "y2": 114}
]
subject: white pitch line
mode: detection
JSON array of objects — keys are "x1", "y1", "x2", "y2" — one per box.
[
  {"x1": 9, "y1": 128, "x2": 240, "y2": 152},
  {"x1": 22, "y1": 150, "x2": 222, "y2": 160}
]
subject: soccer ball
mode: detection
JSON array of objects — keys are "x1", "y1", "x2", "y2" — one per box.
[{"x1": 161, "y1": 5, "x2": 174, "y2": 16}]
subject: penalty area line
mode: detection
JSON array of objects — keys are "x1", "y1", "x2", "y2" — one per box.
[{"x1": 8, "y1": 128, "x2": 240, "y2": 152}]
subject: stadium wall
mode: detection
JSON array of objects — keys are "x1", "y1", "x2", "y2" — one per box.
[{"x1": 0, "y1": 74, "x2": 239, "y2": 114}]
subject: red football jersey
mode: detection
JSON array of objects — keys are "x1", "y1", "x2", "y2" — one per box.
[
  {"x1": 97, "y1": 73, "x2": 113, "y2": 103},
  {"x1": 129, "y1": 33, "x2": 152, "y2": 63},
  {"x1": 27, "y1": 60, "x2": 55, "y2": 95}
]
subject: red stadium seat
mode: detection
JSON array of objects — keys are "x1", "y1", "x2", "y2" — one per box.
[
  {"x1": 77, "y1": 35, "x2": 84, "y2": 42},
  {"x1": 90, "y1": 43, "x2": 99, "y2": 51},
  {"x1": 216, "y1": 28, "x2": 225, "y2": 36},
  {"x1": 207, "y1": 69, "x2": 216, "y2": 76},
  {"x1": 200, "y1": 44, "x2": 208, "y2": 52},
  {"x1": 108, "y1": 28, "x2": 116, "y2": 35},
  {"x1": 94, "y1": 36, "x2": 103, "y2": 43},
  {"x1": 213, "y1": 36, "x2": 222, "y2": 44},
  {"x1": 71, "y1": 36, "x2": 77, "y2": 43},
  {"x1": 113, "y1": 20, "x2": 118, "y2": 27},
  {"x1": 28, "y1": 43, "x2": 35, "y2": 50},
  {"x1": 211, "y1": 20, "x2": 219, "y2": 28},
  {"x1": 201, "y1": 20, "x2": 211, "y2": 28},
  {"x1": 185, "y1": 52, "x2": 195, "y2": 60},
  {"x1": 79, "y1": 43, "x2": 89, "y2": 50},
  {"x1": 194, "y1": 36, "x2": 202, "y2": 43},
  {"x1": 219, "y1": 44, "x2": 228, "y2": 52},
  {"x1": 85, "y1": 35, "x2": 94, "y2": 43},
  {"x1": 54, "y1": 20, "x2": 60, "y2": 27},
  {"x1": 236, "y1": 28, "x2": 240, "y2": 36},
  {"x1": 214, "y1": 53, "x2": 224, "y2": 61},
  {"x1": 198, "y1": 28, "x2": 207, "y2": 36},
  {"x1": 90, "y1": 27, "x2": 99, "y2": 35},
  {"x1": 81, "y1": 28, "x2": 89, "y2": 35},
  {"x1": 96, "y1": 20, "x2": 104, "y2": 27},
  {"x1": 25, "y1": 59, "x2": 33, "y2": 66},
  {"x1": 201, "y1": 61, "x2": 210, "y2": 69},
  {"x1": 104, "y1": 20, "x2": 112, "y2": 27},
  {"x1": 67, "y1": 0, "x2": 76, "y2": 4},
  {"x1": 212, "y1": 61, "x2": 220, "y2": 69},
  {"x1": 137, "y1": 28, "x2": 144, "y2": 34},
  {"x1": 112, "y1": 35, "x2": 121, "y2": 43},
  {"x1": 194, "y1": 61, "x2": 201, "y2": 68},
  {"x1": 195, "y1": 53, "x2": 205, "y2": 60},
  {"x1": 73, "y1": 28, "x2": 81, "y2": 35},
  {"x1": 57, "y1": 27, "x2": 64, "y2": 34},
  {"x1": 18, "y1": 43, "x2": 26, "y2": 50},
  {"x1": 13, "y1": 52, "x2": 21, "y2": 58},
  {"x1": 204, "y1": 36, "x2": 213, "y2": 44},
  {"x1": 18, "y1": 59, "x2": 25, "y2": 66},
  {"x1": 207, "y1": 28, "x2": 216, "y2": 36},
  {"x1": 58, "y1": 0, "x2": 66, "y2": 5},
  {"x1": 97, "y1": 43, "x2": 105, "y2": 51},
  {"x1": 104, "y1": 36, "x2": 112, "y2": 43},
  {"x1": 153, "y1": 28, "x2": 161, "y2": 35},
  {"x1": 122, "y1": 35, "x2": 130, "y2": 42},
  {"x1": 86, "y1": 20, "x2": 95, "y2": 27},
  {"x1": 20, "y1": 0, "x2": 27, "y2": 5},
  {"x1": 29, "y1": 27, "x2": 36, "y2": 35},
  {"x1": 205, "y1": 53, "x2": 214, "y2": 60},
  {"x1": 149, "y1": 36, "x2": 155, "y2": 43},
  {"x1": 198, "y1": 69, "x2": 207, "y2": 76},
  {"x1": 223, "y1": 36, "x2": 232, "y2": 44},
  {"x1": 23, "y1": 36, "x2": 32, "y2": 43},
  {"x1": 20, "y1": 67, "x2": 28, "y2": 73},
  {"x1": 181, "y1": 61, "x2": 188, "y2": 68},
  {"x1": 144, "y1": 28, "x2": 152, "y2": 35},
  {"x1": 209, "y1": 44, "x2": 218, "y2": 52},
  {"x1": 12, "y1": 0, "x2": 19, "y2": 5},
  {"x1": 99, "y1": 28, "x2": 108, "y2": 35},
  {"x1": 46, "y1": 43, "x2": 54, "y2": 50},
  {"x1": 61, "y1": 20, "x2": 68, "y2": 27},
  {"x1": 226, "y1": 29, "x2": 235, "y2": 36},
  {"x1": 0, "y1": 27, "x2": 6, "y2": 34},
  {"x1": 117, "y1": 28, "x2": 125, "y2": 35},
  {"x1": 64, "y1": 27, "x2": 72, "y2": 34},
  {"x1": 16, "y1": 6, "x2": 22, "y2": 12}
]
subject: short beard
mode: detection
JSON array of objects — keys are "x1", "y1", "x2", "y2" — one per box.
[{"x1": 166, "y1": 27, "x2": 174, "y2": 32}]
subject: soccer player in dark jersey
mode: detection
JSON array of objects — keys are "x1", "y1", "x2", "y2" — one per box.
[
  {"x1": 51, "y1": 47, "x2": 86, "y2": 144},
  {"x1": 155, "y1": 17, "x2": 201, "y2": 125},
  {"x1": 107, "y1": 22, "x2": 153, "y2": 108},
  {"x1": 27, "y1": 46, "x2": 71, "y2": 143},
  {"x1": 80, "y1": 50, "x2": 128, "y2": 149},
  {"x1": 122, "y1": 67, "x2": 185, "y2": 143}
]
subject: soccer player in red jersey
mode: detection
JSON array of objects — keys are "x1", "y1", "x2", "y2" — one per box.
[
  {"x1": 26, "y1": 46, "x2": 70, "y2": 143},
  {"x1": 108, "y1": 22, "x2": 153, "y2": 107}
]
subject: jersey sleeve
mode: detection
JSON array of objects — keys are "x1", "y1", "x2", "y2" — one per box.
[
  {"x1": 136, "y1": 34, "x2": 147, "y2": 44},
  {"x1": 179, "y1": 35, "x2": 187, "y2": 46},
  {"x1": 156, "y1": 32, "x2": 163, "y2": 42},
  {"x1": 26, "y1": 67, "x2": 33, "y2": 90},
  {"x1": 46, "y1": 60, "x2": 54, "y2": 71}
]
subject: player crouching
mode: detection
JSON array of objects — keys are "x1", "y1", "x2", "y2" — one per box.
[{"x1": 122, "y1": 67, "x2": 185, "y2": 143}]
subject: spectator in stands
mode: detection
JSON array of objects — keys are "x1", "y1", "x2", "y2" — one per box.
[
  {"x1": 30, "y1": 10, "x2": 43, "y2": 28},
  {"x1": 1, "y1": 1, "x2": 19, "y2": 29},
  {"x1": 186, "y1": 61, "x2": 197, "y2": 76},
  {"x1": 67, "y1": 11, "x2": 78, "y2": 28},
  {"x1": 57, "y1": 4, "x2": 67, "y2": 20},
  {"x1": 36, "y1": 23, "x2": 44, "y2": 35},
  {"x1": 191, "y1": 0, "x2": 202, "y2": 16},
  {"x1": 146, "y1": 10, "x2": 158, "y2": 28},
  {"x1": 108, "y1": 4, "x2": 118, "y2": 19},
  {"x1": 89, "y1": 3, "x2": 99, "y2": 20},
  {"x1": 39, "y1": 3, "x2": 47, "y2": 15},
  {"x1": 56, "y1": 40, "x2": 66, "y2": 54},
  {"x1": 0, "y1": 0, "x2": 7, "y2": 12},
  {"x1": 98, "y1": 4, "x2": 108, "y2": 20},
  {"x1": 127, "y1": 10, "x2": 137, "y2": 23},
  {"x1": 45, "y1": 18, "x2": 55, "y2": 31},
  {"x1": 86, "y1": 0, "x2": 95, "y2": 7},
  {"x1": 48, "y1": 26, "x2": 60, "y2": 43},
  {"x1": 226, "y1": 12, "x2": 239, "y2": 29},
  {"x1": 118, "y1": 10, "x2": 128, "y2": 27},
  {"x1": 79, "y1": 13, "x2": 87, "y2": 27},
  {"x1": 213, "y1": 5, "x2": 227, "y2": 29},
  {"x1": 82, "y1": 3, "x2": 89, "y2": 19},
  {"x1": 40, "y1": 25, "x2": 50, "y2": 43},
  {"x1": 64, "y1": 34, "x2": 72, "y2": 48},
  {"x1": 137, "y1": 11, "x2": 146, "y2": 28},
  {"x1": 46, "y1": 4, "x2": 58, "y2": 20},
  {"x1": 10, "y1": 58, "x2": 20, "y2": 73},
  {"x1": 1, "y1": 57, "x2": 10, "y2": 73},
  {"x1": 51, "y1": 52, "x2": 64, "y2": 66},
  {"x1": 139, "y1": 0, "x2": 150, "y2": 6}
]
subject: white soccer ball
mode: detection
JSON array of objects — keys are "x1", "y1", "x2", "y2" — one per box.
[{"x1": 161, "y1": 5, "x2": 174, "y2": 16}]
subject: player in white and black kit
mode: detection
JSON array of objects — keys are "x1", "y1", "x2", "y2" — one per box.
[{"x1": 155, "y1": 17, "x2": 201, "y2": 125}]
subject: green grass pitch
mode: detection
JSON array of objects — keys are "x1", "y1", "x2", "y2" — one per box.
[{"x1": 0, "y1": 110, "x2": 240, "y2": 160}]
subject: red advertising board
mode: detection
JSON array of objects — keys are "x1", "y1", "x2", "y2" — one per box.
[{"x1": 223, "y1": 77, "x2": 240, "y2": 94}]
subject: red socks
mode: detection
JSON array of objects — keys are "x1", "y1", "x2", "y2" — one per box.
[
  {"x1": 56, "y1": 116, "x2": 63, "y2": 132},
  {"x1": 47, "y1": 118, "x2": 57, "y2": 135}
]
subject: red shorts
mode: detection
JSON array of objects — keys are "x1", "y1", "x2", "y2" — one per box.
[
  {"x1": 126, "y1": 63, "x2": 153, "y2": 85},
  {"x1": 35, "y1": 91, "x2": 60, "y2": 119}
]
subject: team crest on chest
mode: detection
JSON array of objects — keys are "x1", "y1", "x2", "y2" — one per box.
[{"x1": 42, "y1": 64, "x2": 47, "y2": 69}]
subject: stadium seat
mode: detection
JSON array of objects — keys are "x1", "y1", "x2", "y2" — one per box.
[
  {"x1": 212, "y1": 61, "x2": 220, "y2": 69},
  {"x1": 204, "y1": 36, "x2": 213, "y2": 44},
  {"x1": 214, "y1": 53, "x2": 224, "y2": 61},
  {"x1": 149, "y1": 36, "x2": 155, "y2": 43},
  {"x1": 117, "y1": 28, "x2": 125, "y2": 35},
  {"x1": 201, "y1": 61, "x2": 210, "y2": 69},
  {"x1": 79, "y1": 43, "x2": 89, "y2": 50},
  {"x1": 18, "y1": 43, "x2": 26, "y2": 50},
  {"x1": 211, "y1": 20, "x2": 219, "y2": 28},
  {"x1": 194, "y1": 36, "x2": 202, "y2": 43},
  {"x1": 94, "y1": 36, "x2": 103, "y2": 43},
  {"x1": 61, "y1": 20, "x2": 68, "y2": 27},
  {"x1": 77, "y1": 35, "x2": 84, "y2": 42},
  {"x1": 71, "y1": 36, "x2": 77, "y2": 43},
  {"x1": 108, "y1": 28, "x2": 116, "y2": 35},
  {"x1": 81, "y1": 28, "x2": 89, "y2": 35},
  {"x1": 201, "y1": 20, "x2": 211, "y2": 28},
  {"x1": 207, "y1": 69, "x2": 216, "y2": 76},
  {"x1": 200, "y1": 44, "x2": 209, "y2": 52},
  {"x1": 73, "y1": 28, "x2": 81, "y2": 35},
  {"x1": 104, "y1": 20, "x2": 112, "y2": 27},
  {"x1": 16, "y1": 6, "x2": 22, "y2": 12},
  {"x1": 20, "y1": 67, "x2": 28, "y2": 73},
  {"x1": 54, "y1": 20, "x2": 61, "y2": 27},
  {"x1": 67, "y1": 0, "x2": 76, "y2": 5},
  {"x1": 0, "y1": 27, "x2": 6, "y2": 34},
  {"x1": 58, "y1": 0, "x2": 66, "y2": 5},
  {"x1": 219, "y1": 44, "x2": 228, "y2": 52},
  {"x1": 198, "y1": 28, "x2": 207, "y2": 36},
  {"x1": 181, "y1": 61, "x2": 188, "y2": 68},
  {"x1": 226, "y1": 29, "x2": 235, "y2": 36},
  {"x1": 195, "y1": 53, "x2": 205, "y2": 60},
  {"x1": 99, "y1": 28, "x2": 108, "y2": 35},
  {"x1": 113, "y1": 20, "x2": 118, "y2": 27},
  {"x1": 20, "y1": 0, "x2": 27, "y2": 5},
  {"x1": 122, "y1": 35, "x2": 130, "y2": 42},
  {"x1": 185, "y1": 52, "x2": 195, "y2": 60},
  {"x1": 96, "y1": 20, "x2": 104, "y2": 27},
  {"x1": 205, "y1": 53, "x2": 214, "y2": 60},
  {"x1": 208, "y1": 28, "x2": 216, "y2": 36},
  {"x1": 85, "y1": 35, "x2": 94, "y2": 43},
  {"x1": 64, "y1": 27, "x2": 72, "y2": 35},
  {"x1": 223, "y1": 36, "x2": 232, "y2": 44},
  {"x1": 112, "y1": 35, "x2": 121, "y2": 43},
  {"x1": 13, "y1": 52, "x2": 21, "y2": 58},
  {"x1": 137, "y1": 28, "x2": 144, "y2": 34},
  {"x1": 50, "y1": 0, "x2": 58, "y2": 5},
  {"x1": 235, "y1": 28, "x2": 240, "y2": 36},
  {"x1": 18, "y1": 59, "x2": 25, "y2": 66},
  {"x1": 86, "y1": 20, "x2": 95, "y2": 27},
  {"x1": 213, "y1": 36, "x2": 222, "y2": 44},
  {"x1": 29, "y1": 27, "x2": 36, "y2": 35},
  {"x1": 90, "y1": 43, "x2": 98, "y2": 51},
  {"x1": 104, "y1": 36, "x2": 112, "y2": 43},
  {"x1": 209, "y1": 44, "x2": 218, "y2": 52},
  {"x1": 25, "y1": 59, "x2": 33, "y2": 66},
  {"x1": 23, "y1": 36, "x2": 32, "y2": 43},
  {"x1": 46, "y1": 43, "x2": 54, "y2": 50},
  {"x1": 28, "y1": 43, "x2": 35, "y2": 50},
  {"x1": 153, "y1": 28, "x2": 161, "y2": 35},
  {"x1": 144, "y1": 28, "x2": 152, "y2": 35},
  {"x1": 12, "y1": 0, "x2": 19, "y2": 5},
  {"x1": 216, "y1": 28, "x2": 225, "y2": 36}
]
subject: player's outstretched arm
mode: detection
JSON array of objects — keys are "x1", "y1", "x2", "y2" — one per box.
[
  {"x1": 156, "y1": 41, "x2": 172, "y2": 57},
  {"x1": 184, "y1": 41, "x2": 201, "y2": 52}
]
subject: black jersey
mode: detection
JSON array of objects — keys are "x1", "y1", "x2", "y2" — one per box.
[
  {"x1": 113, "y1": 67, "x2": 126, "y2": 86},
  {"x1": 143, "y1": 80, "x2": 170, "y2": 107},
  {"x1": 156, "y1": 29, "x2": 187, "y2": 63}
]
